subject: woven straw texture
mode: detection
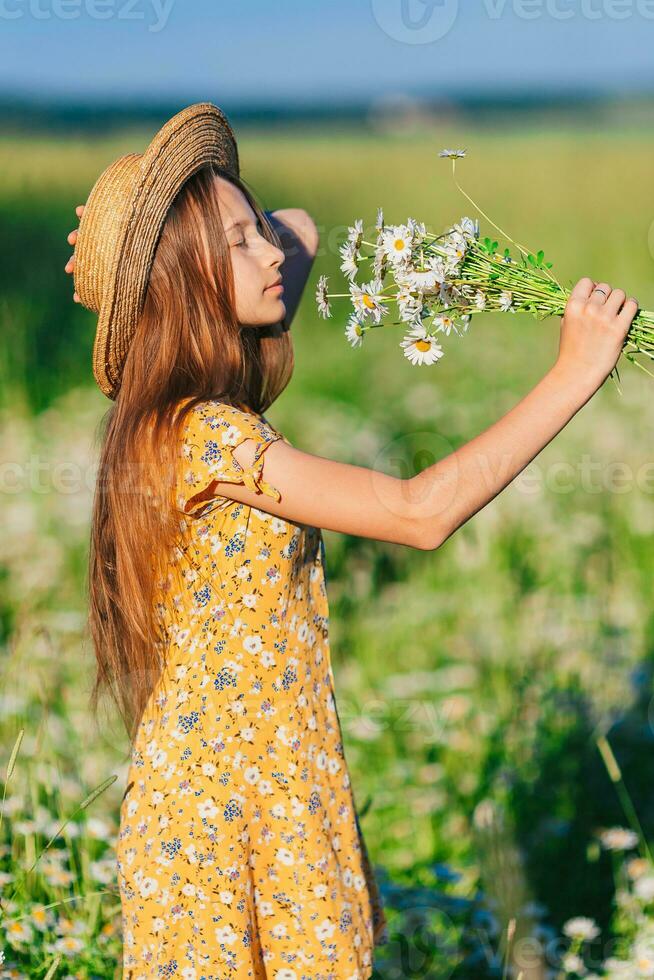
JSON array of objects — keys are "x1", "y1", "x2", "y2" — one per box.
[{"x1": 73, "y1": 103, "x2": 240, "y2": 399}]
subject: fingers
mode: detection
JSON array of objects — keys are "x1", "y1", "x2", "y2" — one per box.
[
  {"x1": 617, "y1": 296, "x2": 639, "y2": 331},
  {"x1": 569, "y1": 277, "x2": 595, "y2": 302},
  {"x1": 73, "y1": 291, "x2": 81, "y2": 304},
  {"x1": 76, "y1": 204, "x2": 85, "y2": 218},
  {"x1": 64, "y1": 254, "x2": 75, "y2": 274},
  {"x1": 604, "y1": 287, "x2": 626, "y2": 316},
  {"x1": 67, "y1": 228, "x2": 78, "y2": 246},
  {"x1": 588, "y1": 282, "x2": 612, "y2": 306}
]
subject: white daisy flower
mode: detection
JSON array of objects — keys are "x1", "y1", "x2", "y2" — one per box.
[
  {"x1": 453, "y1": 216, "x2": 479, "y2": 239},
  {"x1": 442, "y1": 232, "x2": 467, "y2": 269},
  {"x1": 315, "y1": 274, "x2": 331, "y2": 319},
  {"x1": 404, "y1": 267, "x2": 440, "y2": 293},
  {"x1": 53, "y1": 936, "x2": 86, "y2": 955},
  {"x1": 339, "y1": 240, "x2": 360, "y2": 280},
  {"x1": 499, "y1": 290, "x2": 514, "y2": 312},
  {"x1": 375, "y1": 207, "x2": 384, "y2": 234},
  {"x1": 380, "y1": 224, "x2": 413, "y2": 266},
  {"x1": 395, "y1": 286, "x2": 422, "y2": 322},
  {"x1": 426, "y1": 256, "x2": 448, "y2": 284},
  {"x1": 350, "y1": 278, "x2": 387, "y2": 323},
  {"x1": 439, "y1": 148, "x2": 467, "y2": 159},
  {"x1": 347, "y1": 218, "x2": 364, "y2": 249},
  {"x1": 345, "y1": 315, "x2": 365, "y2": 349},
  {"x1": 407, "y1": 217, "x2": 427, "y2": 245},
  {"x1": 433, "y1": 314, "x2": 456, "y2": 336},
  {"x1": 563, "y1": 917, "x2": 600, "y2": 942},
  {"x1": 474, "y1": 290, "x2": 486, "y2": 310},
  {"x1": 460, "y1": 314, "x2": 472, "y2": 333},
  {"x1": 372, "y1": 242, "x2": 388, "y2": 280},
  {"x1": 400, "y1": 331, "x2": 444, "y2": 366}
]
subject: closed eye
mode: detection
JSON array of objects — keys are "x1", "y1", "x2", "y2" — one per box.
[{"x1": 231, "y1": 218, "x2": 265, "y2": 249}]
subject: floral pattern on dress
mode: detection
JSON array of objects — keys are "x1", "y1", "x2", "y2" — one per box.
[{"x1": 116, "y1": 398, "x2": 388, "y2": 980}]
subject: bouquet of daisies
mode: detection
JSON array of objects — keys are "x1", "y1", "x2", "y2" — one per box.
[{"x1": 315, "y1": 149, "x2": 654, "y2": 382}]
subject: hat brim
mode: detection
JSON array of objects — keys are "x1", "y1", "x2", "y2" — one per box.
[{"x1": 89, "y1": 102, "x2": 240, "y2": 399}]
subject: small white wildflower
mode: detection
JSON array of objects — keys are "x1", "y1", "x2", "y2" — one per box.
[
  {"x1": 380, "y1": 224, "x2": 413, "y2": 266},
  {"x1": 426, "y1": 256, "x2": 448, "y2": 284},
  {"x1": 407, "y1": 217, "x2": 427, "y2": 245},
  {"x1": 350, "y1": 278, "x2": 387, "y2": 324},
  {"x1": 453, "y1": 216, "x2": 479, "y2": 240},
  {"x1": 563, "y1": 917, "x2": 600, "y2": 942},
  {"x1": 339, "y1": 240, "x2": 360, "y2": 280},
  {"x1": 53, "y1": 936, "x2": 85, "y2": 955},
  {"x1": 442, "y1": 232, "x2": 467, "y2": 272},
  {"x1": 499, "y1": 290, "x2": 514, "y2": 312},
  {"x1": 345, "y1": 315, "x2": 365, "y2": 349},
  {"x1": 439, "y1": 148, "x2": 467, "y2": 159},
  {"x1": 375, "y1": 207, "x2": 384, "y2": 234},
  {"x1": 627, "y1": 857, "x2": 650, "y2": 880},
  {"x1": 400, "y1": 331, "x2": 444, "y2": 366},
  {"x1": 404, "y1": 268, "x2": 440, "y2": 293},
  {"x1": 634, "y1": 874, "x2": 654, "y2": 902},
  {"x1": 347, "y1": 218, "x2": 364, "y2": 248},
  {"x1": 474, "y1": 290, "x2": 487, "y2": 310},
  {"x1": 372, "y1": 242, "x2": 388, "y2": 280},
  {"x1": 395, "y1": 287, "x2": 422, "y2": 322},
  {"x1": 562, "y1": 952, "x2": 585, "y2": 974},
  {"x1": 315, "y1": 274, "x2": 331, "y2": 319},
  {"x1": 598, "y1": 827, "x2": 640, "y2": 852},
  {"x1": 432, "y1": 315, "x2": 456, "y2": 336}
]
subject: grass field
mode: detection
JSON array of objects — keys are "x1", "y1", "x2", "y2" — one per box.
[{"x1": 2, "y1": 118, "x2": 654, "y2": 977}]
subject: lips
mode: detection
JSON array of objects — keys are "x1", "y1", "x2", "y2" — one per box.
[{"x1": 265, "y1": 278, "x2": 283, "y2": 290}]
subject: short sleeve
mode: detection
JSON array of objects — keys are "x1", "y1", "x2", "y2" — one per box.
[{"x1": 176, "y1": 400, "x2": 284, "y2": 517}]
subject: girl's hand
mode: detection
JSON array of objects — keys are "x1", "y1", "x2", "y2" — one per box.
[
  {"x1": 556, "y1": 276, "x2": 639, "y2": 391},
  {"x1": 64, "y1": 204, "x2": 85, "y2": 303}
]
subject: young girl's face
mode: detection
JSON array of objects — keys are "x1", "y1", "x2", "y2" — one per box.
[{"x1": 215, "y1": 176, "x2": 286, "y2": 328}]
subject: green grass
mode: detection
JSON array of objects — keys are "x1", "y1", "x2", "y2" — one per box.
[{"x1": 2, "y1": 119, "x2": 654, "y2": 977}]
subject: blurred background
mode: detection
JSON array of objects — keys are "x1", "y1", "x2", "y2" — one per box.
[{"x1": 2, "y1": 2, "x2": 654, "y2": 977}]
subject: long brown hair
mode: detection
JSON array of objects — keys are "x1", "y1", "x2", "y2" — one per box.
[{"x1": 86, "y1": 163, "x2": 293, "y2": 747}]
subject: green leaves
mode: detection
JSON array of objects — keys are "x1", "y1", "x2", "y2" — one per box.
[
  {"x1": 481, "y1": 236, "x2": 499, "y2": 256},
  {"x1": 525, "y1": 249, "x2": 553, "y2": 270}
]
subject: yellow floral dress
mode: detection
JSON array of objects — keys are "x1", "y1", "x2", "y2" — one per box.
[{"x1": 116, "y1": 398, "x2": 388, "y2": 980}]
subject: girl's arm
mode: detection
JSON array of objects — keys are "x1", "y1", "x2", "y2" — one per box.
[
  {"x1": 212, "y1": 278, "x2": 639, "y2": 551},
  {"x1": 263, "y1": 208, "x2": 318, "y2": 327}
]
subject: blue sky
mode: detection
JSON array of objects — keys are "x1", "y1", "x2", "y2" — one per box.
[{"x1": 1, "y1": 0, "x2": 653, "y2": 106}]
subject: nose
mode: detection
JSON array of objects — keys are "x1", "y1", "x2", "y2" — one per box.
[{"x1": 268, "y1": 239, "x2": 285, "y2": 267}]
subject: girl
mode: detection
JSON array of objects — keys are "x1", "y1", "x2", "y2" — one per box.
[{"x1": 65, "y1": 104, "x2": 638, "y2": 980}]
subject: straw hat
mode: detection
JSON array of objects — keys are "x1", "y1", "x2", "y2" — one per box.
[{"x1": 73, "y1": 102, "x2": 240, "y2": 400}]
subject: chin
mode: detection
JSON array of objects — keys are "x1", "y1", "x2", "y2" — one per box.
[{"x1": 266, "y1": 298, "x2": 286, "y2": 320}]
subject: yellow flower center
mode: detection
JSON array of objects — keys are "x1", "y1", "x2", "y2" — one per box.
[
  {"x1": 362, "y1": 294, "x2": 375, "y2": 309},
  {"x1": 415, "y1": 339, "x2": 431, "y2": 352},
  {"x1": 394, "y1": 239, "x2": 405, "y2": 251}
]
